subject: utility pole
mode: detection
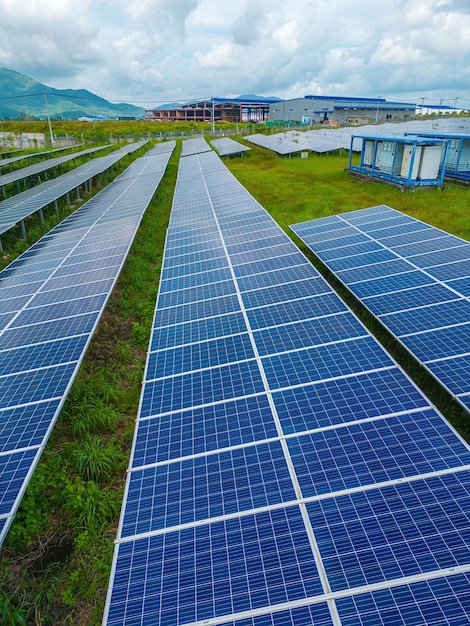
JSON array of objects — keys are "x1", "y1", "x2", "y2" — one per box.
[
  {"x1": 44, "y1": 93, "x2": 54, "y2": 146},
  {"x1": 375, "y1": 96, "x2": 382, "y2": 124}
]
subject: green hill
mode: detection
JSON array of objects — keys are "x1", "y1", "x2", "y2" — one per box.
[{"x1": 0, "y1": 67, "x2": 144, "y2": 120}]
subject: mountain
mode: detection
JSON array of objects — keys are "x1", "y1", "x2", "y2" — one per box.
[
  {"x1": 236, "y1": 94, "x2": 283, "y2": 102},
  {"x1": 0, "y1": 67, "x2": 144, "y2": 120}
]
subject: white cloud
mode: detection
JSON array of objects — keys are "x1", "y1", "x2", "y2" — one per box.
[{"x1": 0, "y1": 0, "x2": 469, "y2": 108}]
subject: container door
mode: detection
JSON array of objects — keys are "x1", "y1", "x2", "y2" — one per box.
[
  {"x1": 418, "y1": 145, "x2": 442, "y2": 179},
  {"x1": 400, "y1": 144, "x2": 414, "y2": 178}
]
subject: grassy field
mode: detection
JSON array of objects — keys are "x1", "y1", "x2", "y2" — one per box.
[
  {"x1": 0, "y1": 136, "x2": 469, "y2": 624},
  {"x1": 225, "y1": 144, "x2": 470, "y2": 239}
]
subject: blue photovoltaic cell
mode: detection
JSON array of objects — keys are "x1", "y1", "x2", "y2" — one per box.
[
  {"x1": 150, "y1": 312, "x2": 248, "y2": 350},
  {"x1": 394, "y1": 235, "x2": 466, "y2": 258},
  {"x1": 288, "y1": 409, "x2": 470, "y2": 496},
  {"x1": 0, "y1": 400, "x2": 61, "y2": 453},
  {"x1": 298, "y1": 225, "x2": 356, "y2": 243},
  {"x1": 409, "y1": 243, "x2": 470, "y2": 268},
  {"x1": 425, "y1": 258, "x2": 470, "y2": 281},
  {"x1": 10, "y1": 294, "x2": 107, "y2": 326},
  {"x1": 327, "y1": 249, "x2": 398, "y2": 272},
  {"x1": 0, "y1": 294, "x2": 32, "y2": 315},
  {"x1": 380, "y1": 299, "x2": 470, "y2": 336},
  {"x1": 121, "y1": 441, "x2": 296, "y2": 535},
  {"x1": 0, "y1": 362, "x2": 77, "y2": 407},
  {"x1": 401, "y1": 324, "x2": 470, "y2": 361},
  {"x1": 262, "y1": 337, "x2": 393, "y2": 389},
  {"x1": 0, "y1": 312, "x2": 97, "y2": 349},
  {"x1": 161, "y1": 256, "x2": 230, "y2": 280},
  {"x1": 30, "y1": 279, "x2": 116, "y2": 306},
  {"x1": 156, "y1": 278, "x2": 237, "y2": 308},
  {"x1": 233, "y1": 253, "x2": 307, "y2": 278},
  {"x1": 0, "y1": 336, "x2": 88, "y2": 376},
  {"x1": 361, "y1": 283, "x2": 459, "y2": 315},
  {"x1": 106, "y1": 507, "x2": 324, "y2": 626},
  {"x1": 247, "y1": 293, "x2": 347, "y2": 331},
  {"x1": 448, "y1": 276, "x2": 470, "y2": 296},
  {"x1": 229, "y1": 243, "x2": 297, "y2": 266},
  {"x1": 426, "y1": 355, "x2": 470, "y2": 396},
  {"x1": 163, "y1": 246, "x2": 226, "y2": 266},
  {"x1": 311, "y1": 233, "x2": 373, "y2": 253},
  {"x1": 336, "y1": 572, "x2": 470, "y2": 626},
  {"x1": 308, "y1": 470, "x2": 470, "y2": 591},
  {"x1": 132, "y1": 395, "x2": 278, "y2": 465},
  {"x1": 336, "y1": 259, "x2": 414, "y2": 284},
  {"x1": 44, "y1": 266, "x2": 120, "y2": 290},
  {"x1": 272, "y1": 367, "x2": 428, "y2": 433},
  {"x1": 225, "y1": 604, "x2": 334, "y2": 626},
  {"x1": 360, "y1": 218, "x2": 423, "y2": 236},
  {"x1": 0, "y1": 144, "x2": 175, "y2": 547},
  {"x1": 224, "y1": 227, "x2": 281, "y2": 245},
  {"x1": 140, "y1": 360, "x2": 265, "y2": 417},
  {"x1": 378, "y1": 227, "x2": 445, "y2": 249},
  {"x1": 237, "y1": 264, "x2": 318, "y2": 292},
  {"x1": 158, "y1": 267, "x2": 232, "y2": 292},
  {"x1": 146, "y1": 333, "x2": 255, "y2": 379},
  {"x1": 153, "y1": 294, "x2": 241, "y2": 327},
  {"x1": 253, "y1": 313, "x2": 366, "y2": 356},
  {"x1": 226, "y1": 234, "x2": 289, "y2": 254},
  {"x1": 316, "y1": 239, "x2": 384, "y2": 262},
  {"x1": 0, "y1": 448, "x2": 39, "y2": 514},
  {"x1": 242, "y1": 278, "x2": 330, "y2": 309}
]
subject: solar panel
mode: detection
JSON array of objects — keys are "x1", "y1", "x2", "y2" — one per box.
[
  {"x1": 291, "y1": 205, "x2": 470, "y2": 412},
  {"x1": 210, "y1": 137, "x2": 251, "y2": 157},
  {"x1": 245, "y1": 133, "x2": 307, "y2": 155},
  {"x1": 0, "y1": 141, "x2": 174, "y2": 548},
  {"x1": 0, "y1": 141, "x2": 150, "y2": 240},
  {"x1": 0, "y1": 144, "x2": 112, "y2": 190},
  {"x1": 104, "y1": 152, "x2": 470, "y2": 626},
  {"x1": 181, "y1": 137, "x2": 212, "y2": 157}
]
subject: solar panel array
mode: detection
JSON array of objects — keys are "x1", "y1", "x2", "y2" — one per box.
[
  {"x1": 284, "y1": 131, "x2": 348, "y2": 153},
  {"x1": 245, "y1": 133, "x2": 306, "y2": 155},
  {"x1": 0, "y1": 145, "x2": 82, "y2": 171},
  {"x1": 251, "y1": 117, "x2": 470, "y2": 155},
  {"x1": 104, "y1": 152, "x2": 470, "y2": 626},
  {"x1": 210, "y1": 137, "x2": 251, "y2": 157},
  {"x1": 0, "y1": 141, "x2": 174, "y2": 547},
  {"x1": 0, "y1": 144, "x2": 111, "y2": 190},
  {"x1": 0, "y1": 141, "x2": 148, "y2": 240},
  {"x1": 291, "y1": 205, "x2": 470, "y2": 413},
  {"x1": 181, "y1": 137, "x2": 212, "y2": 157}
]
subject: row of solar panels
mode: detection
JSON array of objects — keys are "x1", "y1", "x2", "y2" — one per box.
[
  {"x1": 0, "y1": 141, "x2": 176, "y2": 547},
  {"x1": 292, "y1": 205, "x2": 470, "y2": 412},
  {"x1": 0, "y1": 138, "x2": 249, "y2": 249},
  {"x1": 246, "y1": 117, "x2": 470, "y2": 155},
  {"x1": 0, "y1": 144, "x2": 112, "y2": 191},
  {"x1": 103, "y1": 149, "x2": 470, "y2": 625},
  {"x1": 0, "y1": 141, "x2": 148, "y2": 243},
  {"x1": 0, "y1": 144, "x2": 82, "y2": 171}
]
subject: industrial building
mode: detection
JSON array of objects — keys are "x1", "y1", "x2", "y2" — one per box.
[
  {"x1": 145, "y1": 96, "x2": 281, "y2": 123},
  {"x1": 269, "y1": 96, "x2": 417, "y2": 126}
]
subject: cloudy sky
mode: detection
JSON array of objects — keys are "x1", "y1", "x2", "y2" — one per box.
[{"x1": 0, "y1": 0, "x2": 469, "y2": 109}]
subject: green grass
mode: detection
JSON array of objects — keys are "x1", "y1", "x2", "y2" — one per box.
[{"x1": 227, "y1": 145, "x2": 470, "y2": 239}]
